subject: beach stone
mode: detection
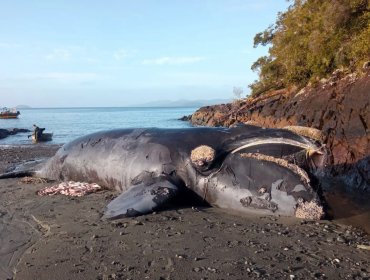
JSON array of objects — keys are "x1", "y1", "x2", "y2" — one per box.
[
  {"x1": 337, "y1": 236, "x2": 346, "y2": 243},
  {"x1": 193, "y1": 267, "x2": 201, "y2": 272}
]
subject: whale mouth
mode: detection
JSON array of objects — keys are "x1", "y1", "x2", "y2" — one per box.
[
  {"x1": 229, "y1": 137, "x2": 327, "y2": 176},
  {"x1": 200, "y1": 148, "x2": 323, "y2": 217},
  {"x1": 230, "y1": 138, "x2": 317, "y2": 154},
  {"x1": 240, "y1": 153, "x2": 311, "y2": 185}
]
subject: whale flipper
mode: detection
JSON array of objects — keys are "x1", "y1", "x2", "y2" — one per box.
[{"x1": 103, "y1": 177, "x2": 179, "y2": 219}]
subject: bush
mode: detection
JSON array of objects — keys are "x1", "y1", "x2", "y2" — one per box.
[{"x1": 250, "y1": 0, "x2": 370, "y2": 96}]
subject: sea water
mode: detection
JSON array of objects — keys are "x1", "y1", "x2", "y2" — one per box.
[{"x1": 0, "y1": 107, "x2": 197, "y2": 145}]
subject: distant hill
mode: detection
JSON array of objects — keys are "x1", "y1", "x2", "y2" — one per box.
[
  {"x1": 16, "y1": 105, "x2": 32, "y2": 109},
  {"x1": 135, "y1": 99, "x2": 232, "y2": 107}
]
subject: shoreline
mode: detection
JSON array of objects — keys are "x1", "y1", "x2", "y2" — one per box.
[{"x1": 0, "y1": 145, "x2": 369, "y2": 279}]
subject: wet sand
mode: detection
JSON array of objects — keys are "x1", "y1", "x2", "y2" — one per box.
[{"x1": 0, "y1": 145, "x2": 369, "y2": 280}]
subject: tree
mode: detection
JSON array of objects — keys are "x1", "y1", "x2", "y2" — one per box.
[{"x1": 249, "y1": 0, "x2": 370, "y2": 96}]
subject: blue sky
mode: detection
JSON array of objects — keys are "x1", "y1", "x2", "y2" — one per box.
[{"x1": 0, "y1": 0, "x2": 289, "y2": 107}]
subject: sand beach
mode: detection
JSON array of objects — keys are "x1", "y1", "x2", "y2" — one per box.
[{"x1": 0, "y1": 145, "x2": 369, "y2": 280}]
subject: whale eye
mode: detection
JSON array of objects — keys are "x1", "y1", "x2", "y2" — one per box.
[{"x1": 190, "y1": 145, "x2": 215, "y2": 171}]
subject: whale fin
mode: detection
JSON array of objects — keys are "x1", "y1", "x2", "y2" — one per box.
[{"x1": 103, "y1": 177, "x2": 179, "y2": 219}]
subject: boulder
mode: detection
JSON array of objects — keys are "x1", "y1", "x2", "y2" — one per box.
[{"x1": 0, "y1": 128, "x2": 31, "y2": 139}]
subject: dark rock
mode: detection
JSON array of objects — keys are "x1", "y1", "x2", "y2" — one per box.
[
  {"x1": 0, "y1": 128, "x2": 31, "y2": 139},
  {"x1": 0, "y1": 129, "x2": 8, "y2": 139},
  {"x1": 178, "y1": 115, "x2": 192, "y2": 121},
  {"x1": 9, "y1": 128, "x2": 31, "y2": 134}
]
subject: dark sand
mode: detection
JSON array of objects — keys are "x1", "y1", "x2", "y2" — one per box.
[{"x1": 0, "y1": 145, "x2": 369, "y2": 280}]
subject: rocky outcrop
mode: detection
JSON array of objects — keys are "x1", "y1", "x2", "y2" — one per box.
[
  {"x1": 0, "y1": 128, "x2": 31, "y2": 139},
  {"x1": 191, "y1": 71, "x2": 370, "y2": 191},
  {"x1": 178, "y1": 115, "x2": 192, "y2": 121}
]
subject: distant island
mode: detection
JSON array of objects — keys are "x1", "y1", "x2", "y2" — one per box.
[
  {"x1": 133, "y1": 98, "x2": 232, "y2": 107},
  {"x1": 9, "y1": 101, "x2": 232, "y2": 109}
]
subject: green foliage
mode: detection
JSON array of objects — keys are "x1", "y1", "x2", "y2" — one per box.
[
  {"x1": 249, "y1": 0, "x2": 370, "y2": 96},
  {"x1": 253, "y1": 25, "x2": 275, "y2": 47}
]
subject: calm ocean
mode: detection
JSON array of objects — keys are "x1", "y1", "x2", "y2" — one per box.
[{"x1": 0, "y1": 107, "x2": 197, "y2": 145}]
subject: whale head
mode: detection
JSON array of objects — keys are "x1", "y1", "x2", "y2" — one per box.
[{"x1": 195, "y1": 152, "x2": 324, "y2": 219}]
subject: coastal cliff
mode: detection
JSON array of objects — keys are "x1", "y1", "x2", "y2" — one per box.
[{"x1": 191, "y1": 71, "x2": 370, "y2": 191}]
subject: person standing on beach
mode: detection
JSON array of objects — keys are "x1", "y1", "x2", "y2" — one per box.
[{"x1": 33, "y1": 124, "x2": 45, "y2": 141}]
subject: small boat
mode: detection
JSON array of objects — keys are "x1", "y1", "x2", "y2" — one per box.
[
  {"x1": 31, "y1": 132, "x2": 53, "y2": 143},
  {"x1": 0, "y1": 107, "x2": 20, "y2": 119}
]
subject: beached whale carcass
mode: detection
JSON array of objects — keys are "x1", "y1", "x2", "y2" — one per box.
[{"x1": 1, "y1": 125, "x2": 326, "y2": 219}]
